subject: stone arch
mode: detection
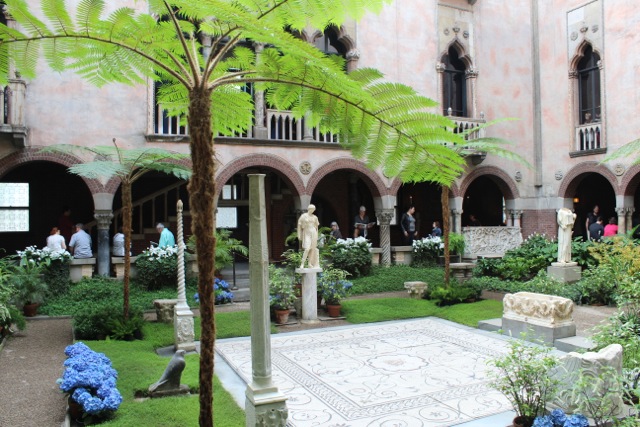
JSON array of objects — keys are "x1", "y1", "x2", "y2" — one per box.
[
  {"x1": 557, "y1": 161, "x2": 620, "y2": 198},
  {"x1": 214, "y1": 153, "x2": 305, "y2": 198},
  {"x1": 439, "y1": 39, "x2": 474, "y2": 70},
  {"x1": 306, "y1": 157, "x2": 386, "y2": 198},
  {"x1": 569, "y1": 40, "x2": 602, "y2": 71},
  {"x1": 0, "y1": 147, "x2": 104, "y2": 193},
  {"x1": 620, "y1": 164, "x2": 640, "y2": 196},
  {"x1": 459, "y1": 166, "x2": 519, "y2": 200}
]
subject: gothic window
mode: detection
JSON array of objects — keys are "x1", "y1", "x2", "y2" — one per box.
[
  {"x1": 441, "y1": 46, "x2": 467, "y2": 117},
  {"x1": 314, "y1": 25, "x2": 348, "y2": 58},
  {"x1": 577, "y1": 44, "x2": 601, "y2": 125}
]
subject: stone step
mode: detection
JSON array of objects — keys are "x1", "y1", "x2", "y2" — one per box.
[
  {"x1": 477, "y1": 318, "x2": 502, "y2": 332},
  {"x1": 554, "y1": 335, "x2": 595, "y2": 353}
]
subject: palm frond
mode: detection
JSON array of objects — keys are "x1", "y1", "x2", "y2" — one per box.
[{"x1": 602, "y1": 138, "x2": 640, "y2": 165}]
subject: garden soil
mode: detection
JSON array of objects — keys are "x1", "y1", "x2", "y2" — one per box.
[{"x1": 0, "y1": 293, "x2": 616, "y2": 427}]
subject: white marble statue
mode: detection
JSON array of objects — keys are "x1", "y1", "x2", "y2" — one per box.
[
  {"x1": 297, "y1": 204, "x2": 320, "y2": 269},
  {"x1": 557, "y1": 208, "x2": 577, "y2": 263}
]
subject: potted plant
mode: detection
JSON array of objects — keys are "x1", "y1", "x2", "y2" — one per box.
[
  {"x1": 487, "y1": 336, "x2": 559, "y2": 427},
  {"x1": 318, "y1": 267, "x2": 352, "y2": 317},
  {"x1": 8, "y1": 263, "x2": 48, "y2": 317},
  {"x1": 268, "y1": 265, "x2": 297, "y2": 324}
]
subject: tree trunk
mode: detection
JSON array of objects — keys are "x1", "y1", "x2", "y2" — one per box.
[
  {"x1": 187, "y1": 87, "x2": 216, "y2": 427},
  {"x1": 122, "y1": 181, "x2": 132, "y2": 320},
  {"x1": 441, "y1": 185, "x2": 451, "y2": 287}
]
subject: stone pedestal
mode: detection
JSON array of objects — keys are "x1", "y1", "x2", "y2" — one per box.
[
  {"x1": 112, "y1": 256, "x2": 138, "y2": 280},
  {"x1": 69, "y1": 258, "x2": 96, "y2": 282},
  {"x1": 154, "y1": 299, "x2": 178, "y2": 323},
  {"x1": 404, "y1": 281, "x2": 427, "y2": 299},
  {"x1": 450, "y1": 262, "x2": 475, "y2": 283},
  {"x1": 502, "y1": 292, "x2": 576, "y2": 345},
  {"x1": 245, "y1": 385, "x2": 288, "y2": 427},
  {"x1": 295, "y1": 267, "x2": 322, "y2": 324},
  {"x1": 547, "y1": 262, "x2": 581, "y2": 283},
  {"x1": 391, "y1": 246, "x2": 413, "y2": 265},
  {"x1": 173, "y1": 306, "x2": 196, "y2": 352}
]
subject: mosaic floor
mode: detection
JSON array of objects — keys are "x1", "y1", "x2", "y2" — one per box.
[{"x1": 215, "y1": 318, "x2": 516, "y2": 427}]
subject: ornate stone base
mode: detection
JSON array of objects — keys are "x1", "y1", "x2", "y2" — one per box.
[
  {"x1": 450, "y1": 262, "x2": 475, "y2": 283},
  {"x1": 174, "y1": 306, "x2": 196, "y2": 352},
  {"x1": 149, "y1": 384, "x2": 190, "y2": 398},
  {"x1": 295, "y1": 267, "x2": 322, "y2": 322},
  {"x1": 245, "y1": 385, "x2": 288, "y2": 427},
  {"x1": 154, "y1": 299, "x2": 178, "y2": 323},
  {"x1": 547, "y1": 263, "x2": 581, "y2": 283}
]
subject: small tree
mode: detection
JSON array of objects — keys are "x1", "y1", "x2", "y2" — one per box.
[{"x1": 42, "y1": 140, "x2": 191, "y2": 319}]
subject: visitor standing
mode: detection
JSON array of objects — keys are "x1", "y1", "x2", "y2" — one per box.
[
  {"x1": 46, "y1": 227, "x2": 66, "y2": 254},
  {"x1": 58, "y1": 206, "x2": 74, "y2": 244},
  {"x1": 69, "y1": 223, "x2": 93, "y2": 258},
  {"x1": 400, "y1": 206, "x2": 418, "y2": 245},
  {"x1": 156, "y1": 223, "x2": 176, "y2": 248},
  {"x1": 585, "y1": 204, "x2": 599, "y2": 240}
]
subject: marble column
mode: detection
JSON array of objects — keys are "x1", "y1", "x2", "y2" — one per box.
[
  {"x1": 245, "y1": 174, "x2": 288, "y2": 427},
  {"x1": 511, "y1": 210, "x2": 523, "y2": 228},
  {"x1": 252, "y1": 42, "x2": 268, "y2": 139},
  {"x1": 94, "y1": 210, "x2": 113, "y2": 277},
  {"x1": 616, "y1": 207, "x2": 626, "y2": 235},
  {"x1": 174, "y1": 200, "x2": 195, "y2": 352},
  {"x1": 626, "y1": 207, "x2": 635, "y2": 234},
  {"x1": 376, "y1": 209, "x2": 394, "y2": 267},
  {"x1": 451, "y1": 209, "x2": 462, "y2": 233}
]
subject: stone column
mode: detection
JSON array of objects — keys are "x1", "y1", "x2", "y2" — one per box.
[
  {"x1": 245, "y1": 174, "x2": 288, "y2": 427},
  {"x1": 295, "y1": 267, "x2": 321, "y2": 323},
  {"x1": 451, "y1": 209, "x2": 462, "y2": 233},
  {"x1": 174, "y1": 200, "x2": 195, "y2": 352},
  {"x1": 252, "y1": 42, "x2": 268, "y2": 139},
  {"x1": 615, "y1": 207, "x2": 626, "y2": 235},
  {"x1": 376, "y1": 209, "x2": 394, "y2": 267},
  {"x1": 626, "y1": 207, "x2": 635, "y2": 234},
  {"x1": 511, "y1": 210, "x2": 523, "y2": 228},
  {"x1": 94, "y1": 210, "x2": 113, "y2": 277}
]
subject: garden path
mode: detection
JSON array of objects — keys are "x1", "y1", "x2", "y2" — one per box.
[{"x1": 0, "y1": 316, "x2": 72, "y2": 427}]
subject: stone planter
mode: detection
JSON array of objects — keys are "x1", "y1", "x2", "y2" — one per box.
[{"x1": 326, "y1": 304, "x2": 341, "y2": 317}]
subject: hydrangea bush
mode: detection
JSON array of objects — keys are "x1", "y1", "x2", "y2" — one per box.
[
  {"x1": 58, "y1": 342, "x2": 122, "y2": 419},
  {"x1": 194, "y1": 277, "x2": 234, "y2": 305},
  {"x1": 330, "y1": 237, "x2": 372, "y2": 278},
  {"x1": 411, "y1": 236, "x2": 442, "y2": 267},
  {"x1": 135, "y1": 245, "x2": 180, "y2": 290},
  {"x1": 17, "y1": 245, "x2": 72, "y2": 266},
  {"x1": 533, "y1": 409, "x2": 589, "y2": 427},
  {"x1": 16, "y1": 246, "x2": 72, "y2": 296}
]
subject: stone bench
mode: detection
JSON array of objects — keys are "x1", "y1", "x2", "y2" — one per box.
[
  {"x1": 450, "y1": 262, "x2": 475, "y2": 283},
  {"x1": 111, "y1": 256, "x2": 138, "y2": 280},
  {"x1": 154, "y1": 299, "x2": 178, "y2": 323},
  {"x1": 69, "y1": 258, "x2": 96, "y2": 283},
  {"x1": 391, "y1": 246, "x2": 413, "y2": 265},
  {"x1": 404, "y1": 281, "x2": 428, "y2": 299},
  {"x1": 369, "y1": 247, "x2": 382, "y2": 265}
]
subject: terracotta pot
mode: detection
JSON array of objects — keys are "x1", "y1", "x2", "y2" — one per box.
[
  {"x1": 512, "y1": 415, "x2": 534, "y2": 427},
  {"x1": 274, "y1": 309, "x2": 290, "y2": 324},
  {"x1": 326, "y1": 304, "x2": 341, "y2": 318},
  {"x1": 23, "y1": 303, "x2": 40, "y2": 317}
]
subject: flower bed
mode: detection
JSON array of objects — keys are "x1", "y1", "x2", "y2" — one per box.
[
  {"x1": 194, "y1": 277, "x2": 234, "y2": 305},
  {"x1": 58, "y1": 342, "x2": 122, "y2": 421}
]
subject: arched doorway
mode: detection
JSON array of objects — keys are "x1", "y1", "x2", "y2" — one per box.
[
  {"x1": 0, "y1": 161, "x2": 93, "y2": 255},
  {"x1": 570, "y1": 173, "x2": 616, "y2": 239},
  {"x1": 396, "y1": 182, "x2": 442, "y2": 244},
  {"x1": 462, "y1": 176, "x2": 505, "y2": 226}
]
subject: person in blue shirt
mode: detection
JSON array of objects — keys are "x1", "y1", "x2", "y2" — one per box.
[
  {"x1": 156, "y1": 223, "x2": 176, "y2": 248},
  {"x1": 69, "y1": 223, "x2": 93, "y2": 258},
  {"x1": 431, "y1": 221, "x2": 442, "y2": 237}
]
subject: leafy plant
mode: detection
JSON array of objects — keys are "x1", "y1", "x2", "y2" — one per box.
[
  {"x1": 8, "y1": 265, "x2": 48, "y2": 307},
  {"x1": 106, "y1": 311, "x2": 145, "y2": 341},
  {"x1": 330, "y1": 237, "x2": 372, "y2": 278},
  {"x1": 318, "y1": 267, "x2": 352, "y2": 305},
  {"x1": 427, "y1": 285, "x2": 478, "y2": 306},
  {"x1": 135, "y1": 245, "x2": 180, "y2": 290},
  {"x1": 487, "y1": 337, "x2": 559, "y2": 421},
  {"x1": 187, "y1": 229, "x2": 248, "y2": 272},
  {"x1": 570, "y1": 366, "x2": 625, "y2": 427},
  {"x1": 268, "y1": 265, "x2": 296, "y2": 310},
  {"x1": 411, "y1": 236, "x2": 441, "y2": 267},
  {"x1": 448, "y1": 232, "x2": 465, "y2": 256},
  {"x1": 590, "y1": 306, "x2": 640, "y2": 369},
  {"x1": 579, "y1": 265, "x2": 618, "y2": 305},
  {"x1": 15, "y1": 245, "x2": 72, "y2": 297}
]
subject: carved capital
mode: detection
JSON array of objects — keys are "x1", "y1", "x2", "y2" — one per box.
[
  {"x1": 465, "y1": 68, "x2": 478, "y2": 79},
  {"x1": 94, "y1": 210, "x2": 113, "y2": 229},
  {"x1": 375, "y1": 209, "x2": 395, "y2": 225},
  {"x1": 346, "y1": 49, "x2": 360, "y2": 61},
  {"x1": 616, "y1": 207, "x2": 627, "y2": 216},
  {"x1": 510, "y1": 210, "x2": 523, "y2": 219},
  {"x1": 627, "y1": 207, "x2": 636, "y2": 215},
  {"x1": 451, "y1": 209, "x2": 462, "y2": 216},
  {"x1": 568, "y1": 70, "x2": 578, "y2": 79},
  {"x1": 435, "y1": 62, "x2": 446, "y2": 73}
]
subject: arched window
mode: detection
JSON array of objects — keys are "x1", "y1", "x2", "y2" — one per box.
[
  {"x1": 577, "y1": 44, "x2": 601, "y2": 125},
  {"x1": 441, "y1": 46, "x2": 467, "y2": 117},
  {"x1": 314, "y1": 25, "x2": 347, "y2": 57}
]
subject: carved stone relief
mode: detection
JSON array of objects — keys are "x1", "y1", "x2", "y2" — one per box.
[
  {"x1": 462, "y1": 227, "x2": 523, "y2": 256},
  {"x1": 503, "y1": 292, "x2": 574, "y2": 327}
]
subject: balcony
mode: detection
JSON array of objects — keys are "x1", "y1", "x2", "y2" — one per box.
[
  {"x1": 0, "y1": 79, "x2": 27, "y2": 147},
  {"x1": 570, "y1": 122, "x2": 605, "y2": 157}
]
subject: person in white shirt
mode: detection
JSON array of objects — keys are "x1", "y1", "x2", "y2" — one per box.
[
  {"x1": 46, "y1": 227, "x2": 66, "y2": 253},
  {"x1": 112, "y1": 227, "x2": 129, "y2": 256}
]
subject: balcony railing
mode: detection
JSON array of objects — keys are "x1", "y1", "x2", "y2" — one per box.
[{"x1": 575, "y1": 122, "x2": 602, "y2": 151}]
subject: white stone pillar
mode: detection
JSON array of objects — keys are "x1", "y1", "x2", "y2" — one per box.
[
  {"x1": 245, "y1": 174, "x2": 288, "y2": 427},
  {"x1": 451, "y1": 209, "x2": 462, "y2": 233},
  {"x1": 295, "y1": 267, "x2": 321, "y2": 323},
  {"x1": 376, "y1": 209, "x2": 394, "y2": 266},
  {"x1": 94, "y1": 210, "x2": 113, "y2": 277},
  {"x1": 252, "y1": 43, "x2": 268, "y2": 139},
  {"x1": 174, "y1": 200, "x2": 195, "y2": 352},
  {"x1": 616, "y1": 207, "x2": 626, "y2": 235},
  {"x1": 626, "y1": 207, "x2": 635, "y2": 234}
]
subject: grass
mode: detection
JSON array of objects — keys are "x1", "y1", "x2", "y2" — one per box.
[
  {"x1": 350, "y1": 265, "x2": 444, "y2": 294},
  {"x1": 342, "y1": 297, "x2": 503, "y2": 326}
]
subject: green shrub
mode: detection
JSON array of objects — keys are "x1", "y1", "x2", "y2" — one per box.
[
  {"x1": 135, "y1": 246, "x2": 182, "y2": 290},
  {"x1": 330, "y1": 237, "x2": 372, "y2": 278},
  {"x1": 579, "y1": 266, "x2": 618, "y2": 305},
  {"x1": 411, "y1": 237, "x2": 441, "y2": 267},
  {"x1": 591, "y1": 306, "x2": 640, "y2": 369},
  {"x1": 43, "y1": 259, "x2": 71, "y2": 297},
  {"x1": 74, "y1": 300, "x2": 145, "y2": 340},
  {"x1": 467, "y1": 271, "x2": 582, "y2": 302},
  {"x1": 349, "y1": 265, "x2": 444, "y2": 295},
  {"x1": 428, "y1": 286, "x2": 477, "y2": 306}
]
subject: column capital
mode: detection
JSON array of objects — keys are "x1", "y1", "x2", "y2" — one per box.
[
  {"x1": 626, "y1": 207, "x2": 636, "y2": 215},
  {"x1": 616, "y1": 207, "x2": 627, "y2": 216},
  {"x1": 94, "y1": 210, "x2": 113, "y2": 229},
  {"x1": 510, "y1": 209, "x2": 523, "y2": 218},
  {"x1": 451, "y1": 209, "x2": 463, "y2": 216},
  {"x1": 375, "y1": 209, "x2": 395, "y2": 225}
]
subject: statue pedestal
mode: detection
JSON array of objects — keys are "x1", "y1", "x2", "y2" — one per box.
[
  {"x1": 174, "y1": 304, "x2": 196, "y2": 352},
  {"x1": 295, "y1": 267, "x2": 322, "y2": 324},
  {"x1": 548, "y1": 262, "x2": 581, "y2": 283}
]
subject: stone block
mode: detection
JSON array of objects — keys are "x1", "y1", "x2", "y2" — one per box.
[
  {"x1": 450, "y1": 262, "x2": 475, "y2": 283},
  {"x1": 391, "y1": 246, "x2": 413, "y2": 265},
  {"x1": 154, "y1": 299, "x2": 178, "y2": 323},
  {"x1": 547, "y1": 263, "x2": 582, "y2": 283},
  {"x1": 111, "y1": 256, "x2": 138, "y2": 280},
  {"x1": 369, "y1": 247, "x2": 382, "y2": 265},
  {"x1": 69, "y1": 258, "x2": 96, "y2": 283},
  {"x1": 477, "y1": 318, "x2": 502, "y2": 332},
  {"x1": 404, "y1": 281, "x2": 427, "y2": 299}
]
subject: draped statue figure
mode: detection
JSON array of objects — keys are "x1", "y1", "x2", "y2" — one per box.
[{"x1": 557, "y1": 208, "x2": 577, "y2": 264}]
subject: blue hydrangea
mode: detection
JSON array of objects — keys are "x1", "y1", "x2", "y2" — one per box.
[
  {"x1": 551, "y1": 409, "x2": 567, "y2": 425},
  {"x1": 533, "y1": 415, "x2": 554, "y2": 427},
  {"x1": 534, "y1": 410, "x2": 590, "y2": 427},
  {"x1": 58, "y1": 342, "x2": 122, "y2": 415},
  {"x1": 194, "y1": 277, "x2": 234, "y2": 305},
  {"x1": 564, "y1": 414, "x2": 589, "y2": 427}
]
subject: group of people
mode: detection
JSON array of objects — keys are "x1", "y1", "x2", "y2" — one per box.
[
  {"x1": 585, "y1": 204, "x2": 618, "y2": 241},
  {"x1": 46, "y1": 222, "x2": 92, "y2": 258}
]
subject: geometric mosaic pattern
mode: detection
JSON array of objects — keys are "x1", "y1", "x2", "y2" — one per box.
[{"x1": 215, "y1": 318, "x2": 514, "y2": 426}]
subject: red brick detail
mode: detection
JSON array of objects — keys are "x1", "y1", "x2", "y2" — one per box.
[
  {"x1": 306, "y1": 157, "x2": 387, "y2": 197},
  {"x1": 0, "y1": 147, "x2": 104, "y2": 193},
  {"x1": 215, "y1": 154, "x2": 305, "y2": 198},
  {"x1": 388, "y1": 176, "x2": 460, "y2": 198},
  {"x1": 458, "y1": 166, "x2": 519, "y2": 200},
  {"x1": 620, "y1": 164, "x2": 640, "y2": 197},
  {"x1": 520, "y1": 209, "x2": 558, "y2": 240},
  {"x1": 557, "y1": 161, "x2": 620, "y2": 197}
]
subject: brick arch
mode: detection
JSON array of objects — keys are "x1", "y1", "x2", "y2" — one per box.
[
  {"x1": 215, "y1": 153, "x2": 305, "y2": 198},
  {"x1": 389, "y1": 177, "x2": 460, "y2": 198},
  {"x1": 306, "y1": 157, "x2": 387, "y2": 198},
  {"x1": 0, "y1": 147, "x2": 104, "y2": 193},
  {"x1": 557, "y1": 161, "x2": 620, "y2": 198},
  {"x1": 459, "y1": 166, "x2": 519, "y2": 200},
  {"x1": 620, "y1": 164, "x2": 640, "y2": 197}
]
